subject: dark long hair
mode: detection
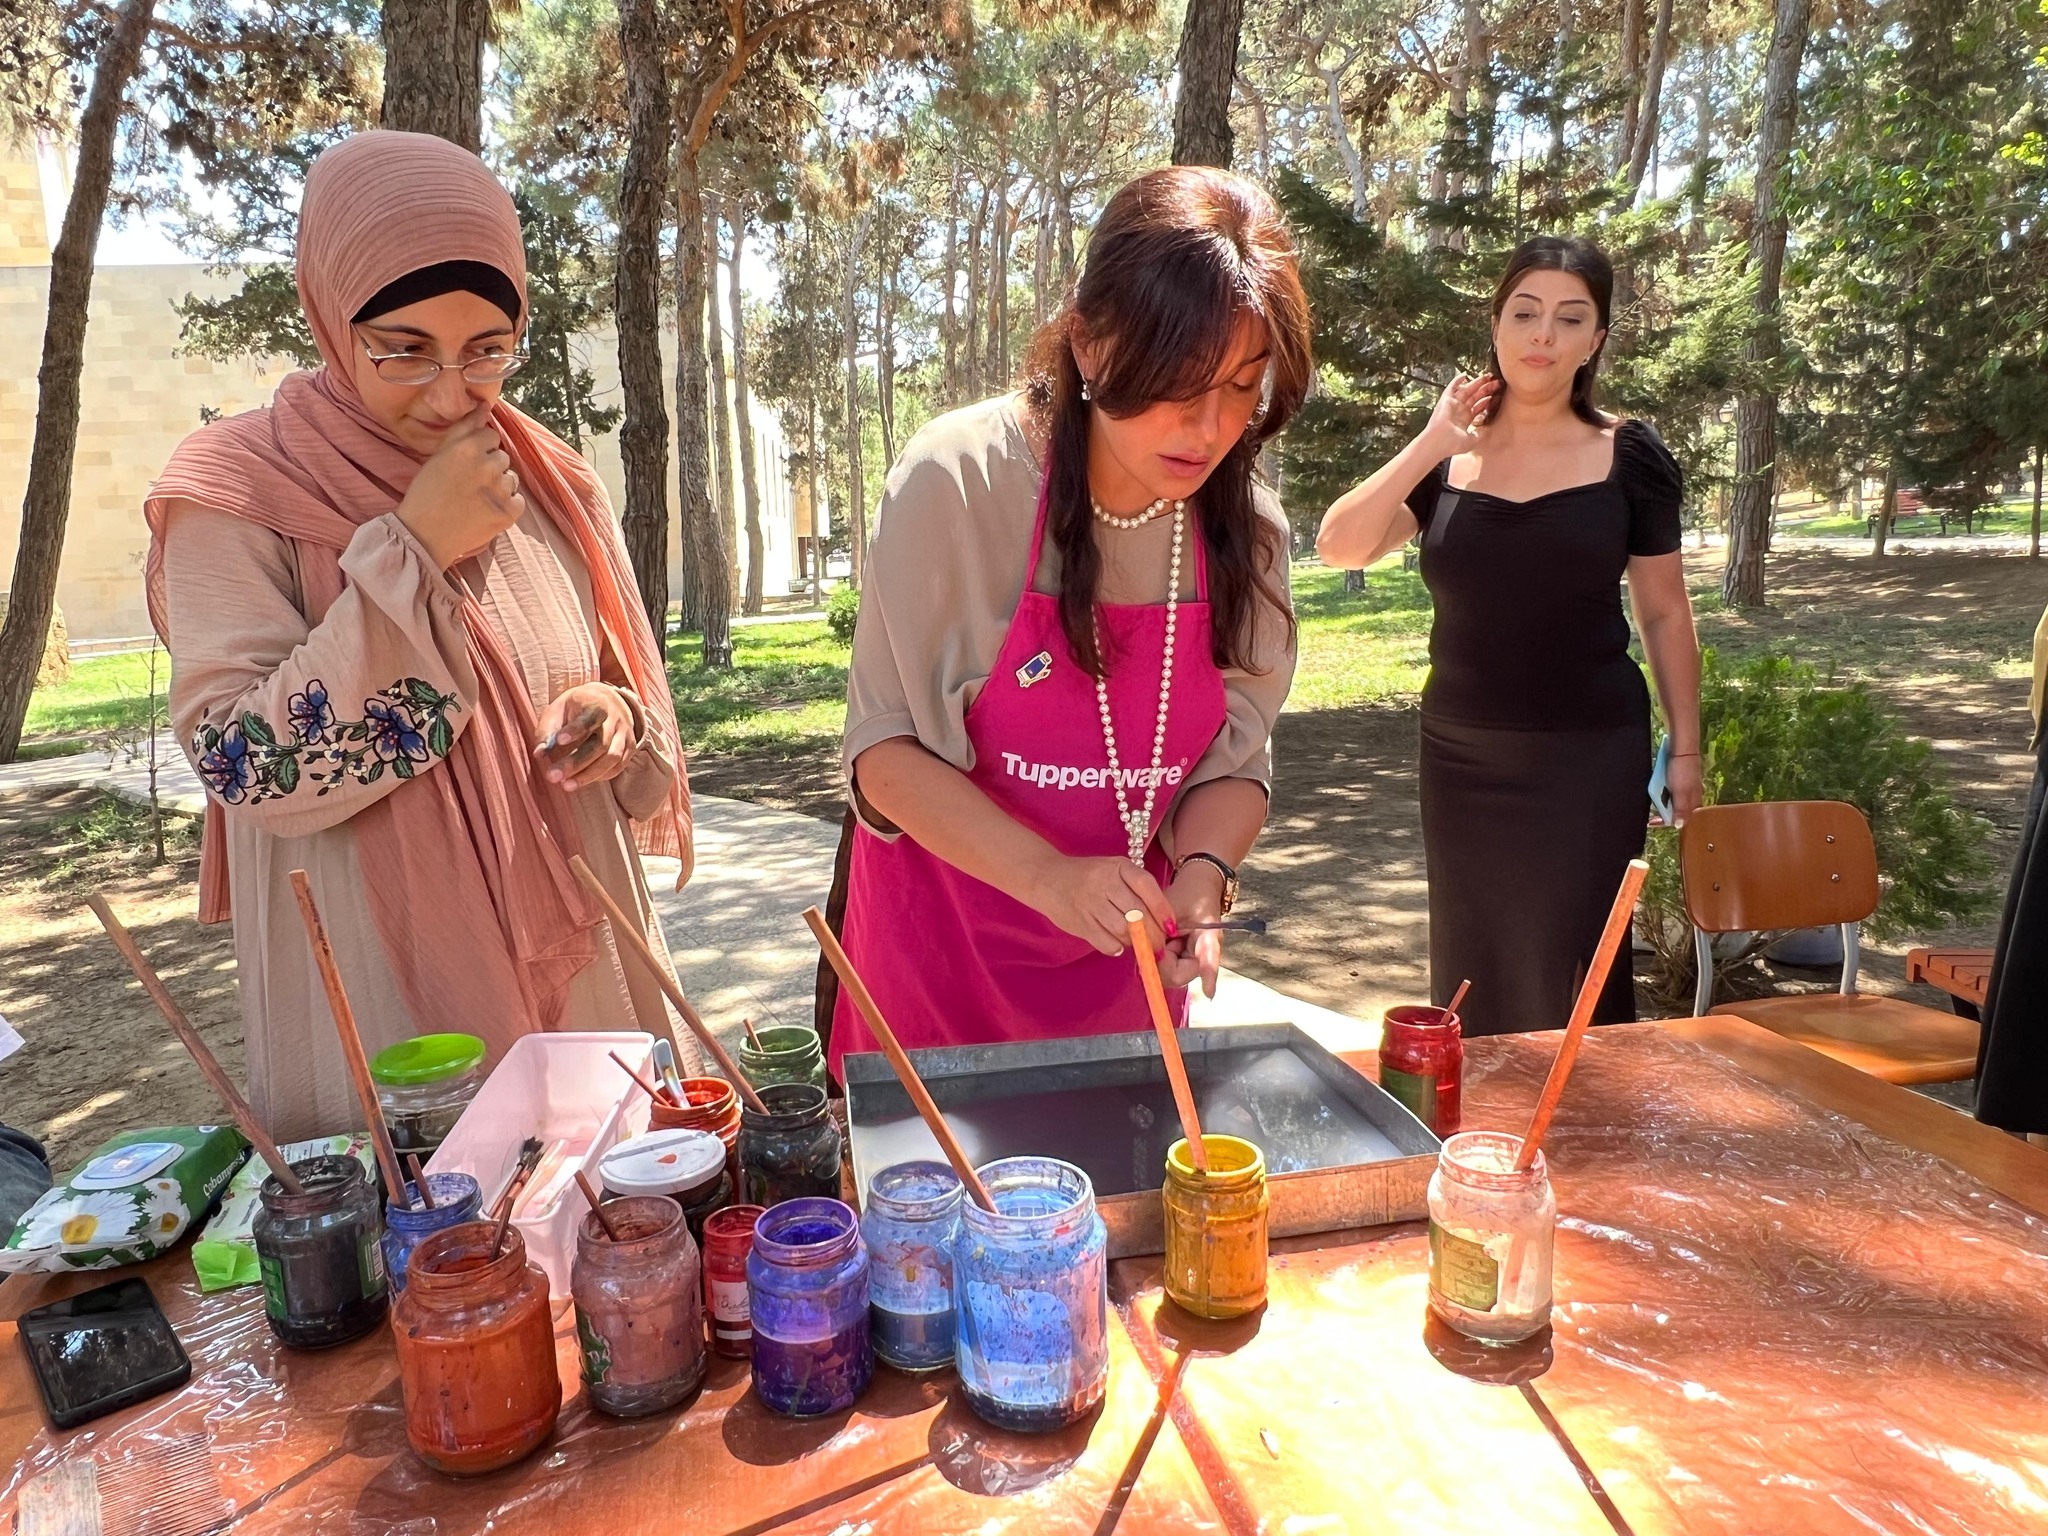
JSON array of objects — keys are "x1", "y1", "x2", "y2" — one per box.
[
  {"x1": 1023, "y1": 166, "x2": 1311, "y2": 678},
  {"x1": 1486, "y1": 235, "x2": 1613, "y2": 428}
]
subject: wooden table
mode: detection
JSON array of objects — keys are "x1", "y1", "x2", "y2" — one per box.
[
  {"x1": 5, "y1": 1016, "x2": 2047, "y2": 1535},
  {"x1": 1907, "y1": 946, "x2": 1993, "y2": 1018}
]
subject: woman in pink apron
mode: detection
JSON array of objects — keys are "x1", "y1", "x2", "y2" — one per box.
[{"x1": 827, "y1": 167, "x2": 1313, "y2": 1079}]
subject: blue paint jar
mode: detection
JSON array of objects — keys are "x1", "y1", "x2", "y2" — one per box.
[
  {"x1": 382, "y1": 1173, "x2": 482, "y2": 1293},
  {"x1": 747, "y1": 1198, "x2": 874, "y2": 1416},
  {"x1": 953, "y1": 1157, "x2": 1109, "y2": 1432},
  {"x1": 859, "y1": 1161, "x2": 962, "y2": 1373}
]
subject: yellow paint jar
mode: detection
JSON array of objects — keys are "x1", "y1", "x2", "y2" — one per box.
[{"x1": 1162, "y1": 1135, "x2": 1269, "y2": 1319}]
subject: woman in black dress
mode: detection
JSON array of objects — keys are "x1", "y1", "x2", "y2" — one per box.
[
  {"x1": 1975, "y1": 605, "x2": 2048, "y2": 1142},
  {"x1": 1316, "y1": 236, "x2": 1702, "y2": 1035}
]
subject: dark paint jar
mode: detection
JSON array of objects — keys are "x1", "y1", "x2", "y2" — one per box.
[
  {"x1": 747, "y1": 1198, "x2": 873, "y2": 1417},
  {"x1": 738, "y1": 1083, "x2": 841, "y2": 1208},
  {"x1": 253, "y1": 1154, "x2": 390, "y2": 1349}
]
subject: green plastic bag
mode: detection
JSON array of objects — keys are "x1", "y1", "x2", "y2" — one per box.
[{"x1": 0, "y1": 1126, "x2": 248, "y2": 1274}]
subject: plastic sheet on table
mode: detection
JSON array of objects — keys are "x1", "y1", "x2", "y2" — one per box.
[{"x1": 1459, "y1": 1025, "x2": 2048, "y2": 1536}]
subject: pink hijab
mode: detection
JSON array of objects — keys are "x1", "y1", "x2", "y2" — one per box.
[{"x1": 143, "y1": 130, "x2": 692, "y2": 1049}]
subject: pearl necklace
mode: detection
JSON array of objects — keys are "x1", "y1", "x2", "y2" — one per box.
[
  {"x1": 1095, "y1": 507, "x2": 1183, "y2": 865},
  {"x1": 1091, "y1": 495, "x2": 1184, "y2": 530}
]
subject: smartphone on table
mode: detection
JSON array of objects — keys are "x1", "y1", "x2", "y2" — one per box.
[{"x1": 18, "y1": 1275, "x2": 192, "y2": 1429}]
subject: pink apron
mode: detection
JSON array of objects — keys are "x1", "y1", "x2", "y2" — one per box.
[{"x1": 830, "y1": 479, "x2": 1229, "y2": 1080}]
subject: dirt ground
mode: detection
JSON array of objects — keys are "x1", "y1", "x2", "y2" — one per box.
[{"x1": 2, "y1": 546, "x2": 2040, "y2": 1173}]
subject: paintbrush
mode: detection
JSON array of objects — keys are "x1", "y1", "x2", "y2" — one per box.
[
  {"x1": 407, "y1": 1153, "x2": 435, "y2": 1210},
  {"x1": 1127, "y1": 911, "x2": 1209, "y2": 1172},
  {"x1": 610, "y1": 1048, "x2": 677, "y2": 1105},
  {"x1": 289, "y1": 870, "x2": 413, "y2": 1210},
  {"x1": 1446, "y1": 977, "x2": 1472, "y2": 1018},
  {"x1": 804, "y1": 906, "x2": 996, "y2": 1211},
  {"x1": 574, "y1": 1169, "x2": 623, "y2": 1243},
  {"x1": 741, "y1": 1017, "x2": 764, "y2": 1050},
  {"x1": 652, "y1": 1037, "x2": 688, "y2": 1102},
  {"x1": 490, "y1": 1135, "x2": 545, "y2": 1221},
  {"x1": 87, "y1": 893, "x2": 303, "y2": 1196},
  {"x1": 1168, "y1": 915, "x2": 1269, "y2": 935}
]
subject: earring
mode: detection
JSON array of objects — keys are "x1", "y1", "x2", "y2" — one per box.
[{"x1": 1079, "y1": 377, "x2": 1093, "y2": 402}]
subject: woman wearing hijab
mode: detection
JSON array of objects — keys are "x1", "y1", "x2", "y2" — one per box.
[
  {"x1": 145, "y1": 131, "x2": 694, "y2": 1140},
  {"x1": 1316, "y1": 235, "x2": 1701, "y2": 1036},
  {"x1": 826, "y1": 166, "x2": 1310, "y2": 1080}
]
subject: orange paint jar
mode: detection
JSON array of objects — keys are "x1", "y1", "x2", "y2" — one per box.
[
  {"x1": 651, "y1": 1077, "x2": 742, "y2": 1189},
  {"x1": 390, "y1": 1220, "x2": 562, "y2": 1476}
]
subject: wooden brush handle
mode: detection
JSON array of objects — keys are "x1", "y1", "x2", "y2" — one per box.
[
  {"x1": 87, "y1": 893, "x2": 304, "y2": 1195},
  {"x1": 1515, "y1": 859, "x2": 1651, "y2": 1172},
  {"x1": 1127, "y1": 914, "x2": 1207, "y2": 1172},
  {"x1": 574, "y1": 1169, "x2": 623, "y2": 1242},
  {"x1": 567, "y1": 855, "x2": 768, "y2": 1113},
  {"x1": 803, "y1": 906, "x2": 996, "y2": 1212},
  {"x1": 289, "y1": 871, "x2": 412, "y2": 1208},
  {"x1": 609, "y1": 1049, "x2": 676, "y2": 1106}
]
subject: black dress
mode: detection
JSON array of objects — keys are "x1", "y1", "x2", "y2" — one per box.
[
  {"x1": 1977, "y1": 722, "x2": 2048, "y2": 1134},
  {"x1": 1406, "y1": 419, "x2": 1684, "y2": 1036}
]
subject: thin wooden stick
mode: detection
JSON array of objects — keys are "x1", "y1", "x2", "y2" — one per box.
[
  {"x1": 407, "y1": 1154, "x2": 435, "y2": 1209},
  {"x1": 1126, "y1": 912, "x2": 1208, "y2": 1172},
  {"x1": 87, "y1": 893, "x2": 304, "y2": 1196},
  {"x1": 568, "y1": 855, "x2": 769, "y2": 1113},
  {"x1": 803, "y1": 906, "x2": 995, "y2": 1212},
  {"x1": 742, "y1": 1017, "x2": 764, "y2": 1051},
  {"x1": 289, "y1": 871, "x2": 412, "y2": 1210},
  {"x1": 1515, "y1": 859, "x2": 1651, "y2": 1173},
  {"x1": 609, "y1": 1049, "x2": 676, "y2": 1106},
  {"x1": 574, "y1": 1169, "x2": 623, "y2": 1242},
  {"x1": 1446, "y1": 978, "x2": 1472, "y2": 1019}
]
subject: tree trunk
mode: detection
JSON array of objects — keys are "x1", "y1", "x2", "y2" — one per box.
[
  {"x1": 675, "y1": 152, "x2": 733, "y2": 668},
  {"x1": 878, "y1": 259, "x2": 898, "y2": 472},
  {"x1": 1615, "y1": 0, "x2": 1644, "y2": 171},
  {"x1": 379, "y1": 0, "x2": 487, "y2": 151},
  {"x1": 704, "y1": 193, "x2": 738, "y2": 609},
  {"x1": 1625, "y1": 0, "x2": 1674, "y2": 195},
  {"x1": 964, "y1": 185, "x2": 987, "y2": 401},
  {"x1": 942, "y1": 155, "x2": 961, "y2": 406},
  {"x1": 1238, "y1": 68, "x2": 1273, "y2": 179},
  {"x1": 990, "y1": 157, "x2": 1012, "y2": 387},
  {"x1": 1720, "y1": 0, "x2": 1814, "y2": 609},
  {"x1": 0, "y1": 0, "x2": 156, "y2": 763},
  {"x1": 2032, "y1": 444, "x2": 2042, "y2": 560},
  {"x1": 1171, "y1": 0, "x2": 1245, "y2": 167},
  {"x1": 730, "y1": 203, "x2": 765, "y2": 615},
  {"x1": 843, "y1": 203, "x2": 877, "y2": 587},
  {"x1": 1872, "y1": 461, "x2": 1899, "y2": 558},
  {"x1": 1686, "y1": 43, "x2": 1714, "y2": 251},
  {"x1": 806, "y1": 394, "x2": 823, "y2": 606},
  {"x1": 1314, "y1": 54, "x2": 1372, "y2": 218},
  {"x1": 614, "y1": 0, "x2": 672, "y2": 653}
]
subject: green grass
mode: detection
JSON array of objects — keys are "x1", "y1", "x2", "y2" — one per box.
[
  {"x1": 37, "y1": 789, "x2": 201, "y2": 887},
  {"x1": 23, "y1": 651, "x2": 163, "y2": 744},
  {"x1": 667, "y1": 619, "x2": 848, "y2": 756},
  {"x1": 1778, "y1": 495, "x2": 2042, "y2": 541},
  {"x1": 1286, "y1": 561, "x2": 1433, "y2": 712}
]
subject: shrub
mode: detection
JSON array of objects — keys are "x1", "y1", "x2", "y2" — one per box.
[
  {"x1": 825, "y1": 583, "x2": 861, "y2": 646},
  {"x1": 1640, "y1": 649, "x2": 1998, "y2": 1010}
]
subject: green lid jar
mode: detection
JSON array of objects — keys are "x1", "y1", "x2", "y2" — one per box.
[{"x1": 370, "y1": 1034, "x2": 487, "y2": 1159}]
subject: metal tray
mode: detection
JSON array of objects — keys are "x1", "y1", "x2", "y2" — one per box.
[{"x1": 844, "y1": 1023, "x2": 1440, "y2": 1259}]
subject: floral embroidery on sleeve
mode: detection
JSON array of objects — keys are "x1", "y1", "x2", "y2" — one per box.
[{"x1": 192, "y1": 678, "x2": 461, "y2": 805}]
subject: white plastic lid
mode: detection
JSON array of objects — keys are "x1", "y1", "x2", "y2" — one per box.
[{"x1": 598, "y1": 1129, "x2": 726, "y2": 1199}]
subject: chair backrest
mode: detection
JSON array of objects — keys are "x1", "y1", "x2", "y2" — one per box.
[{"x1": 1680, "y1": 801, "x2": 1880, "y2": 934}]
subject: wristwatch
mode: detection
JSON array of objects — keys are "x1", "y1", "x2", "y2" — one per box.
[{"x1": 1174, "y1": 852, "x2": 1239, "y2": 914}]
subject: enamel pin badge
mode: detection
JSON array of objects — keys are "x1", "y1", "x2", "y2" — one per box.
[{"x1": 1016, "y1": 650, "x2": 1054, "y2": 688}]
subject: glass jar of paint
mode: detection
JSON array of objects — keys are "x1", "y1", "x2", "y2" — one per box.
[
  {"x1": 651, "y1": 1076, "x2": 743, "y2": 1188},
  {"x1": 599, "y1": 1127, "x2": 731, "y2": 1245},
  {"x1": 703, "y1": 1203, "x2": 766, "y2": 1358},
  {"x1": 1426, "y1": 1131, "x2": 1555, "y2": 1345},
  {"x1": 253, "y1": 1154, "x2": 390, "y2": 1349},
  {"x1": 390, "y1": 1220, "x2": 562, "y2": 1475},
  {"x1": 859, "y1": 1161, "x2": 962, "y2": 1372},
  {"x1": 952, "y1": 1157, "x2": 1109, "y2": 1433},
  {"x1": 738, "y1": 1083, "x2": 842, "y2": 1208},
  {"x1": 382, "y1": 1171, "x2": 483, "y2": 1293},
  {"x1": 571, "y1": 1194, "x2": 706, "y2": 1419},
  {"x1": 370, "y1": 1033, "x2": 487, "y2": 1162},
  {"x1": 735, "y1": 1025, "x2": 827, "y2": 1092},
  {"x1": 1379, "y1": 1005, "x2": 1463, "y2": 1137},
  {"x1": 1162, "y1": 1135, "x2": 1269, "y2": 1320},
  {"x1": 747, "y1": 1198, "x2": 874, "y2": 1416}
]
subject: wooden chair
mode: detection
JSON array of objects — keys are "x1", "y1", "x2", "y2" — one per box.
[{"x1": 1682, "y1": 801, "x2": 1982, "y2": 1085}]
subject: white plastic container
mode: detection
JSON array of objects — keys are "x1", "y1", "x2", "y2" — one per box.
[{"x1": 427, "y1": 1031, "x2": 654, "y2": 1296}]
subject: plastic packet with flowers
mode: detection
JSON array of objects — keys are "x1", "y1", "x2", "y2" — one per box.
[{"x1": 0, "y1": 1126, "x2": 247, "y2": 1274}]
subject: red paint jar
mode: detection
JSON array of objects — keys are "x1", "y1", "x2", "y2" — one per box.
[
  {"x1": 702, "y1": 1203, "x2": 766, "y2": 1358},
  {"x1": 652, "y1": 1077, "x2": 742, "y2": 1189},
  {"x1": 1379, "y1": 1005, "x2": 1463, "y2": 1137}
]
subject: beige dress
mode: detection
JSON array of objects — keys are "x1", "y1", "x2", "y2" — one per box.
[{"x1": 160, "y1": 502, "x2": 698, "y2": 1142}]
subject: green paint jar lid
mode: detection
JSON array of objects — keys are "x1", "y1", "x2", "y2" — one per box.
[{"x1": 370, "y1": 1033, "x2": 487, "y2": 1086}]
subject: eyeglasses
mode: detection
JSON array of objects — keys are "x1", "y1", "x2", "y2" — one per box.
[{"x1": 357, "y1": 332, "x2": 529, "y2": 386}]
